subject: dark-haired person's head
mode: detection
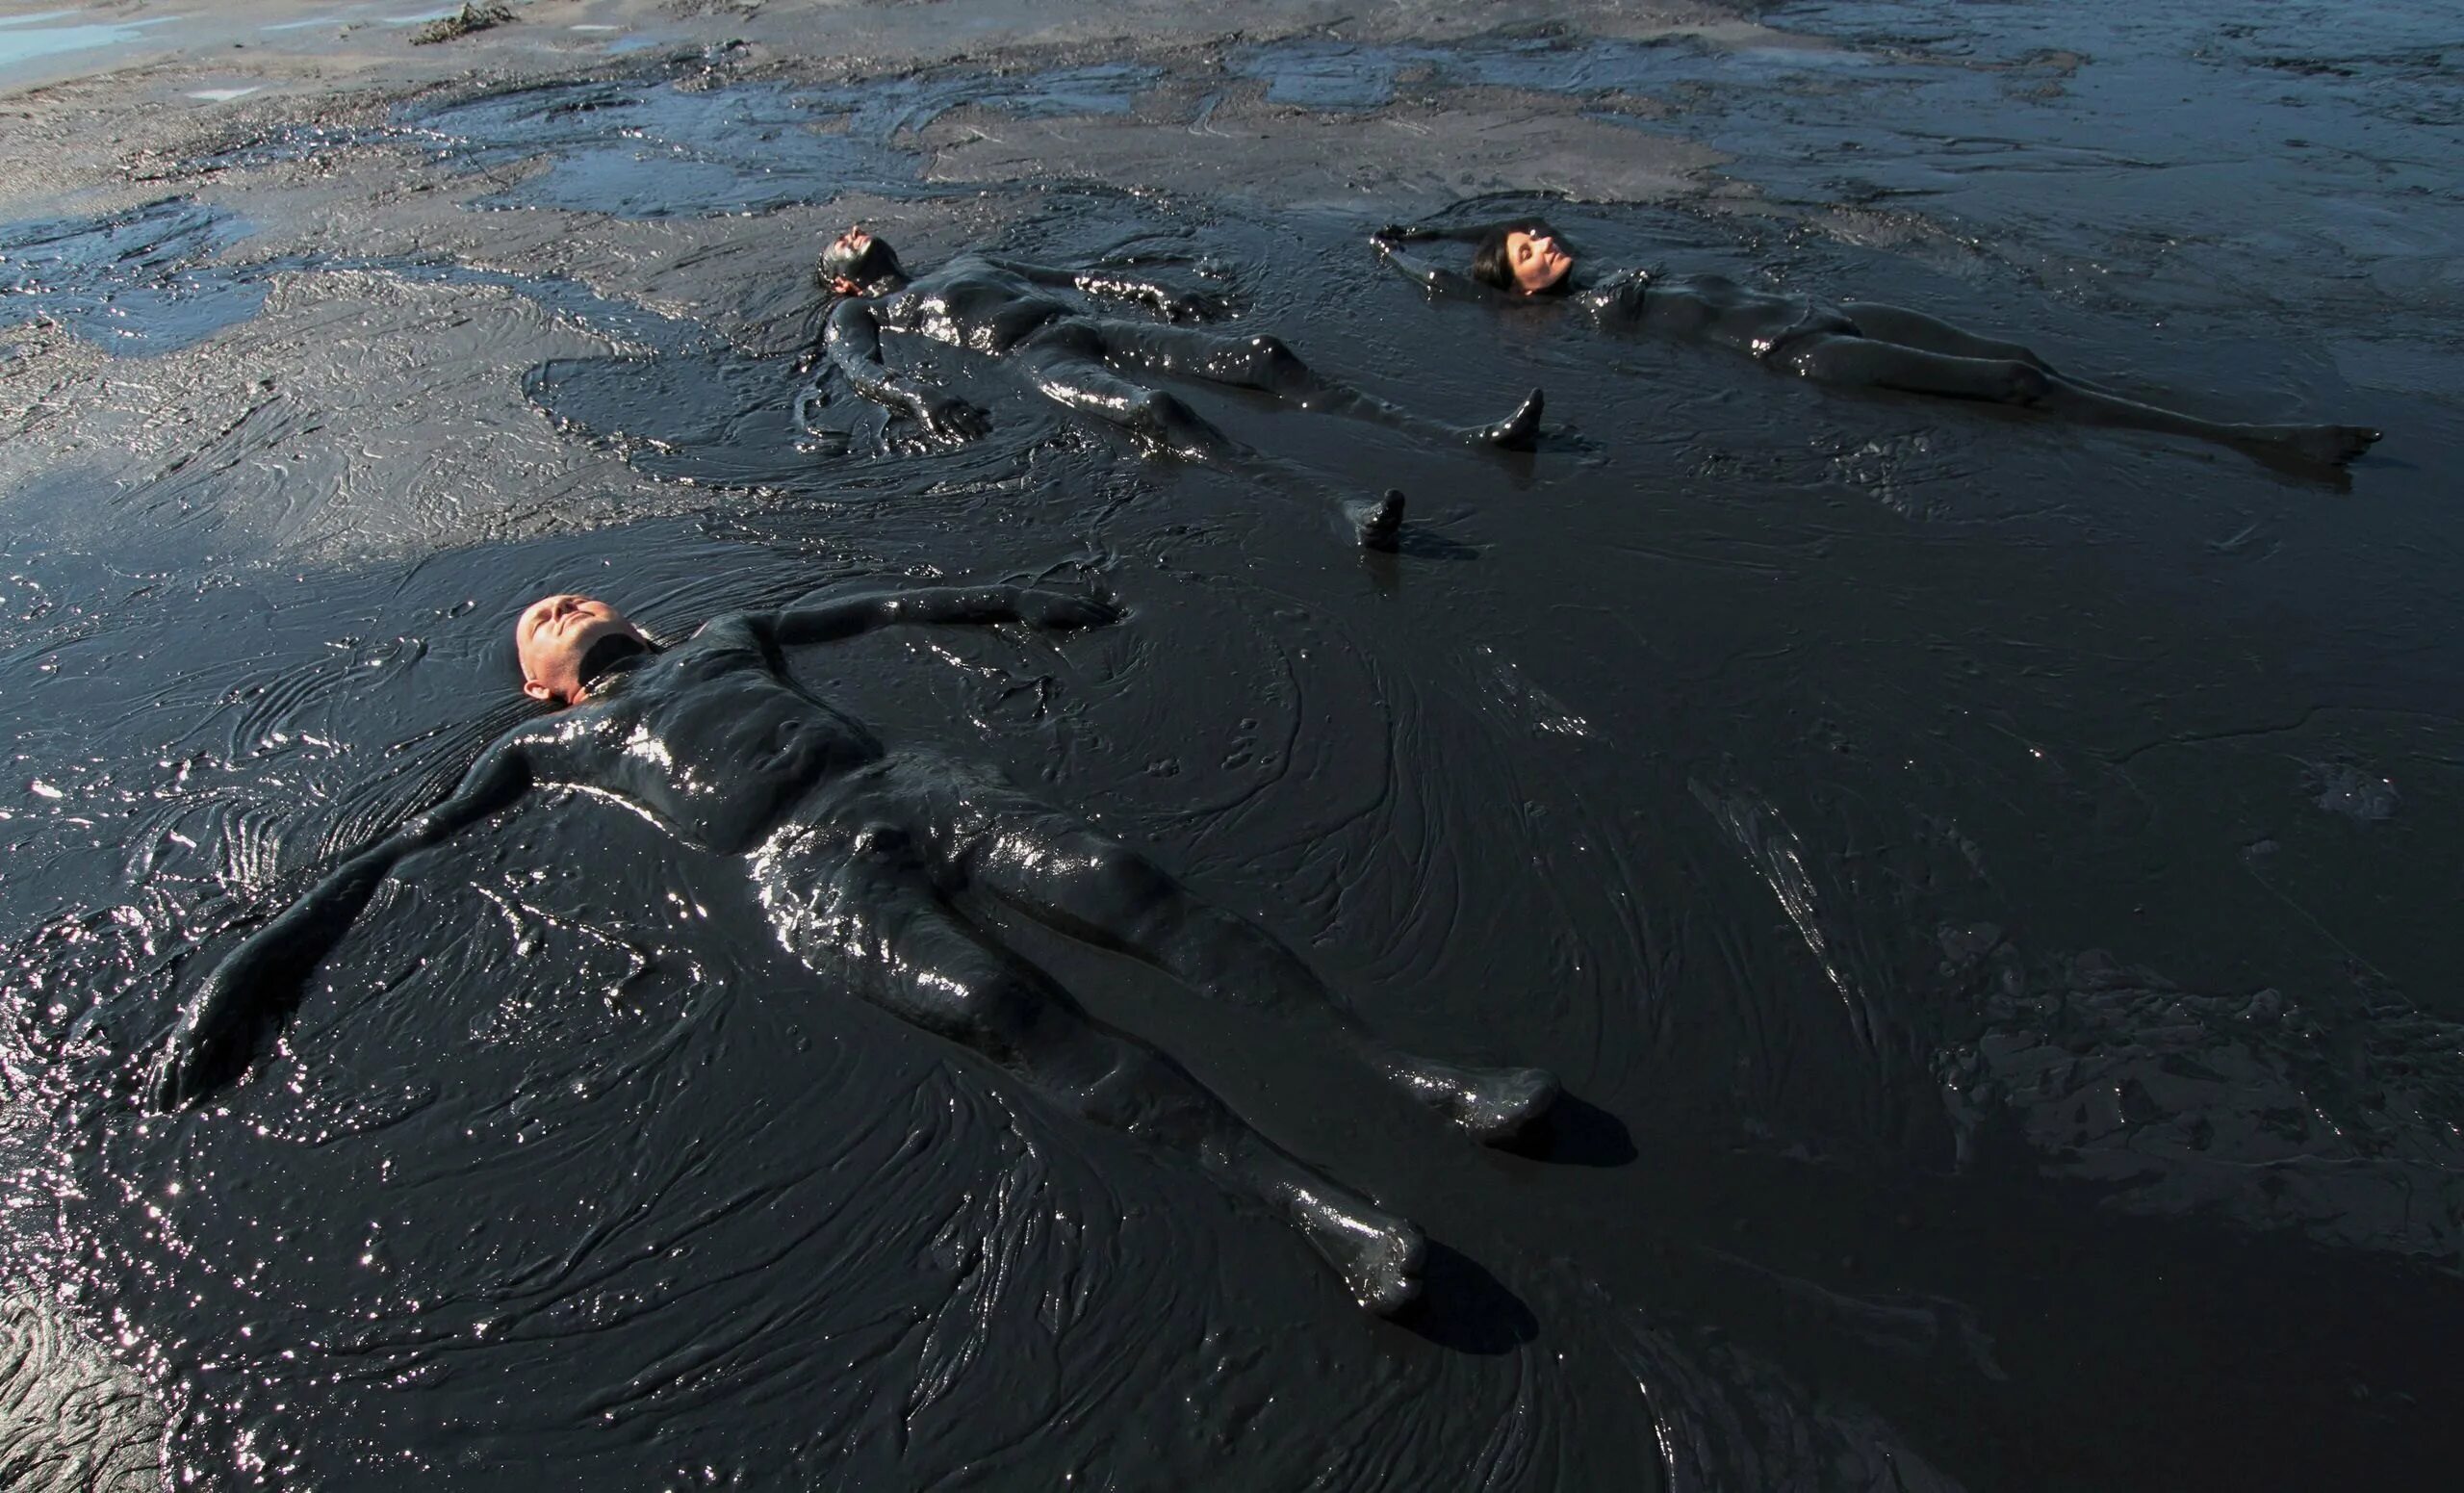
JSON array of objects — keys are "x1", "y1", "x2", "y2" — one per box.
[
  {"x1": 820, "y1": 226, "x2": 909, "y2": 296},
  {"x1": 1472, "y1": 219, "x2": 1574, "y2": 296}
]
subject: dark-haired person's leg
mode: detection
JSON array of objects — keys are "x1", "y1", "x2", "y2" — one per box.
[
  {"x1": 1015, "y1": 324, "x2": 1403, "y2": 545},
  {"x1": 1836, "y1": 301, "x2": 2128, "y2": 399},
  {"x1": 1090, "y1": 320, "x2": 1542, "y2": 450},
  {"x1": 1784, "y1": 334, "x2": 2379, "y2": 465},
  {"x1": 1835, "y1": 302, "x2": 2061, "y2": 369}
]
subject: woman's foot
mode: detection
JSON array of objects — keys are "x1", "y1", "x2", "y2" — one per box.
[
  {"x1": 1386, "y1": 1058, "x2": 1562, "y2": 1145},
  {"x1": 1463, "y1": 387, "x2": 1544, "y2": 450},
  {"x1": 1347, "y1": 488, "x2": 1406, "y2": 549},
  {"x1": 2246, "y1": 423, "x2": 2382, "y2": 466}
]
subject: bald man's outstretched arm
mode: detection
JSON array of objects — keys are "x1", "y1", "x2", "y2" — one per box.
[{"x1": 151, "y1": 739, "x2": 538, "y2": 1109}]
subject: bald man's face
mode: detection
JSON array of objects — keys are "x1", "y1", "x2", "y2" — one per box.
[{"x1": 515, "y1": 595, "x2": 645, "y2": 706}]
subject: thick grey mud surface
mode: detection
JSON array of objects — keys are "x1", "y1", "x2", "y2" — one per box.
[{"x1": 2, "y1": 1, "x2": 2460, "y2": 1488}]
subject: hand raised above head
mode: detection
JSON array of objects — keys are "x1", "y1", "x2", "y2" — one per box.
[{"x1": 148, "y1": 957, "x2": 263, "y2": 1112}]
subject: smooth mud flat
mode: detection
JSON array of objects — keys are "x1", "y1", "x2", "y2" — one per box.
[{"x1": 2, "y1": 1, "x2": 2459, "y2": 1488}]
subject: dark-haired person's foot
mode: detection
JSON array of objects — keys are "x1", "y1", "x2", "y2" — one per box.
[
  {"x1": 1464, "y1": 387, "x2": 1544, "y2": 450},
  {"x1": 2243, "y1": 423, "x2": 2382, "y2": 467},
  {"x1": 1386, "y1": 1058, "x2": 1563, "y2": 1145},
  {"x1": 1347, "y1": 489, "x2": 1405, "y2": 549}
]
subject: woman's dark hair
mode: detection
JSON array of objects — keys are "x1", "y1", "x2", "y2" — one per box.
[{"x1": 1471, "y1": 218, "x2": 1568, "y2": 294}]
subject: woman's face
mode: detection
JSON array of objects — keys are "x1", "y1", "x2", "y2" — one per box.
[{"x1": 1505, "y1": 228, "x2": 1573, "y2": 294}]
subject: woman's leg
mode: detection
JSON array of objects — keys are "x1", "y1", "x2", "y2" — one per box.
[
  {"x1": 1835, "y1": 301, "x2": 2060, "y2": 368},
  {"x1": 1011, "y1": 323, "x2": 1236, "y2": 460},
  {"x1": 1017, "y1": 328, "x2": 1404, "y2": 546},
  {"x1": 1091, "y1": 320, "x2": 1542, "y2": 450},
  {"x1": 1786, "y1": 334, "x2": 2379, "y2": 464},
  {"x1": 1836, "y1": 300, "x2": 2141, "y2": 399},
  {"x1": 753, "y1": 831, "x2": 1426, "y2": 1312}
]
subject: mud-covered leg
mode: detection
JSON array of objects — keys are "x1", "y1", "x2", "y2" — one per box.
[
  {"x1": 1018, "y1": 334, "x2": 1233, "y2": 462},
  {"x1": 1095, "y1": 321, "x2": 1542, "y2": 450},
  {"x1": 1835, "y1": 299, "x2": 2143, "y2": 399},
  {"x1": 1019, "y1": 333, "x2": 1404, "y2": 547},
  {"x1": 757, "y1": 837, "x2": 1426, "y2": 1312},
  {"x1": 1787, "y1": 335, "x2": 2380, "y2": 466},
  {"x1": 939, "y1": 798, "x2": 1560, "y2": 1145},
  {"x1": 1835, "y1": 302, "x2": 2066, "y2": 371}
]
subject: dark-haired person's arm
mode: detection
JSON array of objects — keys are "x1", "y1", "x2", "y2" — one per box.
[
  {"x1": 151, "y1": 739, "x2": 539, "y2": 1109},
  {"x1": 1371, "y1": 219, "x2": 1527, "y2": 245},
  {"x1": 1578, "y1": 268, "x2": 1655, "y2": 324},
  {"x1": 755, "y1": 584, "x2": 1119, "y2": 646},
  {"x1": 823, "y1": 297, "x2": 989, "y2": 443},
  {"x1": 1369, "y1": 235, "x2": 1503, "y2": 301},
  {"x1": 979, "y1": 257, "x2": 1228, "y2": 323}
]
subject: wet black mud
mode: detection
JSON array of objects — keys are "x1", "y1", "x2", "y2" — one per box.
[
  {"x1": 1, "y1": 198, "x2": 267, "y2": 354},
  {"x1": 3, "y1": 1, "x2": 2462, "y2": 1488}
]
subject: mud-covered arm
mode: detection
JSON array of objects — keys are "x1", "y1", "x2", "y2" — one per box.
[
  {"x1": 1371, "y1": 219, "x2": 1522, "y2": 245},
  {"x1": 758, "y1": 585, "x2": 1118, "y2": 646},
  {"x1": 1579, "y1": 268, "x2": 1654, "y2": 324},
  {"x1": 150, "y1": 740, "x2": 537, "y2": 1110},
  {"x1": 822, "y1": 297, "x2": 988, "y2": 442},
  {"x1": 1369, "y1": 236, "x2": 1502, "y2": 301},
  {"x1": 982, "y1": 257, "x2": 1225, "y2": 323}
]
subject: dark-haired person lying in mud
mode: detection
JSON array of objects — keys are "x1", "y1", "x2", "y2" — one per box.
[
  {"x1": 150, "y1": 584, "x2": 1562, "y2": 1314},
  {"x1": 1372, "y1": 218, "x2": 2381, "y2": 471},
  {"x1": 811, "y1": 227, "x2": 1544, "y2": 547}
]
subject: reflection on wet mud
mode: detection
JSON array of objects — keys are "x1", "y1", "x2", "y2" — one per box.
[
  {"x1": 177, "y1": 56, "x2": 1165, "y2": 219},
  {"x1": 0, "y1": 199, "x2": 266, "y2": 355},
  {"x1": 1935, "y1": 927, "x2": 2464, "y2": 1264},
  {"x1": 2, "y1": 0, "x2": 2462, "y2": 1487},
  {"x1": 0, "y1": 1293, "x2": 163, "y2": 1493}
]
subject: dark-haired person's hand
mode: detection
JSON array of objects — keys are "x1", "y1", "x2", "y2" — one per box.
[
  {"x1": 915, "y1": 390, "x2": 991, "y2": 444},
  {"x1": 1162, "y1": 290, "x2": 1230, "y2": 323},
  {"x1": 149, "y1": 934, "x2": 284, "y2": 1110}
]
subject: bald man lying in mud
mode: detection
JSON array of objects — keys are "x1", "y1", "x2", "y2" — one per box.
[
  {"x1": 151, "y1": 583, "x2": 1562, "y2": 1313},
  {"x1": 1373, "y1": 218, "x2": 2380, "y2": 472},
  {"x1": 810, "y1": 227, "x2": 1543, "y2": 547}
]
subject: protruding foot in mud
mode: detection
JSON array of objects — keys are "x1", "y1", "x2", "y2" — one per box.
[
  {"x1": 2294, "y1": 424, "x2": 2383, "y2": 466},
  {"x1": 1347, "y1": 488, "x2": 1405, "y2": 549},
  {"x1": 1288, "y1": 1184, "x2": 1426, "y2": 1314},
  {"x1": 1389, "y1": 1059, "x2": 1563, "y2": 1145},
  {"x1": 2242, "y1": 423, "x2": 2381, "y2": 468},
  {"x1": 1464, "y1": 387, "x2": 1544, "y2": 450}
]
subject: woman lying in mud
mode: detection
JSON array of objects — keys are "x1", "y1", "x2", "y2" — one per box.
[
  {"x1": 812, "y1": 227, "x2": 1544, "y2": 546},
  {"x1": 1372, "y1": 219, "x2": 2381, "y2": 470},
  {"x1": 150, "y1": 583, "x2": 1563, "y2": 1314}
]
